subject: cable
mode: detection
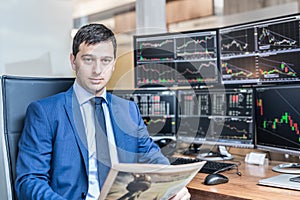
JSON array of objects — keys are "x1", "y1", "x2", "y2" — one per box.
[{"x1": 213, "y1": 163, "x2": 242, "y2": 176}]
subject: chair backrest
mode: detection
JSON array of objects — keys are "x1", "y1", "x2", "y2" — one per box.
[{"x1": 0, "y1": 75, "x2": 75, "y2": 199}]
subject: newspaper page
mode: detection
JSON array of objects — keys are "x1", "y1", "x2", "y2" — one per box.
[{"x1": 98, "y1": 161, "x2": 206, "y2": 200}]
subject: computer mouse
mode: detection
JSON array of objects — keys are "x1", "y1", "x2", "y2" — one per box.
[{"x1": 203, "y1": 173, "x2": 229, "y2": 185}]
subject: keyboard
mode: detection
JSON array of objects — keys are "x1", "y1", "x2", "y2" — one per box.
[{"x1": 168, "y1": 156, "x2": 237, "y2": 174}]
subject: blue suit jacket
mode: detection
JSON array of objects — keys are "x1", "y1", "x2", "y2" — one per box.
[{"x1": 15, "y1": 87, "x2": 169, "y2": 200}]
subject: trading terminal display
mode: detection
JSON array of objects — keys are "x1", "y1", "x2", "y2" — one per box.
[
  {"x1": 110, "y1": 90, "x2": 177, "y2": 138},
  {"x1": 220, "y1": 14, "x2": 300, "y2": 84},
  {"x1": 130, "y1": 14, "x2": 300, "y2": 153},
  {"x1": 134, "y1": 30, "x2": 219, "y2": 87},
  {"x1": 177, "y1": 87, "x2": 254, "y2": 148},
  {"x1": 255, "y1": 85, "x2": 300, "y2": 156}
]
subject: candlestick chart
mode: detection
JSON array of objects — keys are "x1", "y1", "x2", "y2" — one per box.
[
  {"x1": 256, "y1": 86, "x2": 300, "y2": 151},
  {"x1": 221, "y1": 56, "x2": 258, "y2": 83},
  {"x1": 257, "y1": 51, "x2": 300, "y2": 82}
]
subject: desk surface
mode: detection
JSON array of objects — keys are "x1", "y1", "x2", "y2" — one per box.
[{"x1": 187, "y1": 155, "x2": 300, "y2": 200}]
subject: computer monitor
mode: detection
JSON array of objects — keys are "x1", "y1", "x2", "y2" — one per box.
[
  {"x1": 219, "y1": 21, "x2": 257, "y2": 84},
  {"x1": 177, "y1": 86, "x2": 255, "y2": 160},
  {"x1": 255, "y1": 84, "x2": 300, "y2": 173},
  {"x1": 219, "y1": 14, "x2": 300, "y2": 85},
  {"x1": 133, "y1": 29, "x2": 219, "y2": 88},
  {"x1": 109, "y1": 89, "x2": 177, "y2": 141}
]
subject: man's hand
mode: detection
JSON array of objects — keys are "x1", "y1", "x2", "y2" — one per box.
[{"x1": 169, "y1": 187, "x2": 191, "y2": 200}]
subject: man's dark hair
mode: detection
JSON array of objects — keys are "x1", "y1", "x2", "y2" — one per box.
[{"x1": 72, "y1": 24, "x2": 117, "y2": 58}]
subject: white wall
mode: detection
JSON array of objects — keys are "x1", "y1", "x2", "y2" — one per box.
[{"x1": 0, "y1": 0, "x2": 73, "y2": 77}]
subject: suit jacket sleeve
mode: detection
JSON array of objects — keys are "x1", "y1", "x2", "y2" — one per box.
[{"x1": 15, "y1": 101, "x2": 67, "y2": 200}]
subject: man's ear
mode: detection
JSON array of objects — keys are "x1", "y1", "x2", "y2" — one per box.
[
  {"x1": 70, "y1": 53, "x2": 76, "y2": 70},
  {"x1": 111, "y1": 60, "x2": 116, "y2": 72}
]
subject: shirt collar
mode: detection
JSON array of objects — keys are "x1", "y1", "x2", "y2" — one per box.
[{"x1": 73, "y1": 80, "x2": 107, "y2": 105}]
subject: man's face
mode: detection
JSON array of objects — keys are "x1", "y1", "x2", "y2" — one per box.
[{"x1": 70, "y1": 41, "x2": 115, "y2": 96}]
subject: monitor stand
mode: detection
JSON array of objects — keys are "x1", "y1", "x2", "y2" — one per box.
[
  {"x1": 182, "y1": 144, "x2": 201, "y2": 156},
  {"x1": 196, "y1": 145, "x2": 234, "y2": 161},
  {"x1": 272, "y1": 163, "x2": 300, "y2": 174}
]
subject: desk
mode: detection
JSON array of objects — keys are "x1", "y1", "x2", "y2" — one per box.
[{"x1": 187, "y1": 155, "x2": 300, "y2": 200}]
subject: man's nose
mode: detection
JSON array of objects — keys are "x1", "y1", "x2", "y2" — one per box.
[{"x1": 94, "y1": 60, "x2": 103, "y2": 74}]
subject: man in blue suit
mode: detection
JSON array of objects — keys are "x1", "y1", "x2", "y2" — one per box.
[{"x1": 15, "y1": 24, "x2": 191, "y2": 199}]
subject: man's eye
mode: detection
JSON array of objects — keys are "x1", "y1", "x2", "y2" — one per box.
[
  {"x1": 102, "y1": 59, "x2": 112, "y2": 64},
  {"x1": 83, "y1": 57, "x2": 93, "y2": 64}
]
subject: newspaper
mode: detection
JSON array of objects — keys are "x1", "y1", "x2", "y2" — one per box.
[{"x1": 98, "y1": 161, "x2": 206, "y2": 200}]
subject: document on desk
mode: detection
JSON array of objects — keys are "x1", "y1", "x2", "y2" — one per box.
[
  {"x1": 258, "y1": 174, "x2": 300, "y2": 191},
  {"x1": 98, "y1": 161, "x2": 206, "y2": 200}
]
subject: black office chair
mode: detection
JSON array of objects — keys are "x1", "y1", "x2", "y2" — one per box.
[{"x1": 0, "y1": 75, "x2": 75, "y2": 199}]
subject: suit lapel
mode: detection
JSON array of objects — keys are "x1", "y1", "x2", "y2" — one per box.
[{"x1": 64, "y1": 88, "x2": 89, "y2": 175}]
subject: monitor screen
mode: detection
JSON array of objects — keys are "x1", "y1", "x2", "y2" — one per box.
[
  {"x1": 177, "y1": 86, "x2": 255, "y2": 148},
  {"x1": 133, "y1": 29, "x2": 219, "y2": 88},
  {"x1": 109, "y1": 89, "x2": 177, "y2": 140},
  {"x1": 255, "y1": 84, "x2": 300, "y2": 156},
  {"x1": 220, "y1": 14, "x2": 300, "y2": 85},
  {"x1": 220, "y1": 22, "x2": 257, "y2": 84}
]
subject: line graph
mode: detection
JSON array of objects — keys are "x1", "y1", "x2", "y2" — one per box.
[
  {"x1": 259, "y1": 28, "x2": 296, "y2": 46},
  {"x1": 257, "y1": 20, "x2": 300, "y2": 51},
  {"x1": 143, "y1": 116, "x2": 176, "y2": 136},
  {"x1": 137, "y1": 39, "x2": 175, "y2": 61},
  {"x1": 177, "y1": 61, "x2": 218, "y2": 84},
  {"x1": 144, "y1": 118, "x2": 166, "y2": 125},
  {"x1": 140, "y1": 39, "x2": 173, "y2": 49},
  {"x1": 176, "y1": 35, "x2": 217, "y2": 60},
  {"x1": 220, "y1": 27, "x2": 255, "y2": 56},
  {"x1": 212, "y1": 118, "x2": 253, "y2": 139},
  {"x1": 135, "y1": 63, "x2": 176, "y2": 86},
  {"x1": 134, "y1": 30, "x2": 219, "y2": 87}
]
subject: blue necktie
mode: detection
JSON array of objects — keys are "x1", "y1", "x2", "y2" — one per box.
[{"x1": 94, "y1": 97, "x2": 111, "y2": 190}]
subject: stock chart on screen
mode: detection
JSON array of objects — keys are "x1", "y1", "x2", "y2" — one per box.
[
  {"x1": 177, "y1": 87, "x2": 254, "y2": 148},
  {"x1": 220, "y1": 14, "x2": 300, "y2": 85},
  {"x1": 256, "y1": 84, "x2": 300, "y2": 155},
  {"x1": 134, "y1": 30, "x2": 219, "y2": 87}
]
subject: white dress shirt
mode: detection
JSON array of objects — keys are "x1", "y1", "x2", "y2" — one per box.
[{"x1": 73, "y1": 81, "x2": 118, "y2": 200}]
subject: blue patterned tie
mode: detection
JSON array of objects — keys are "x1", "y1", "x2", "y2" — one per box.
[{"x1": 94, "y1": 97, "x2": 111, "y2": 190}]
